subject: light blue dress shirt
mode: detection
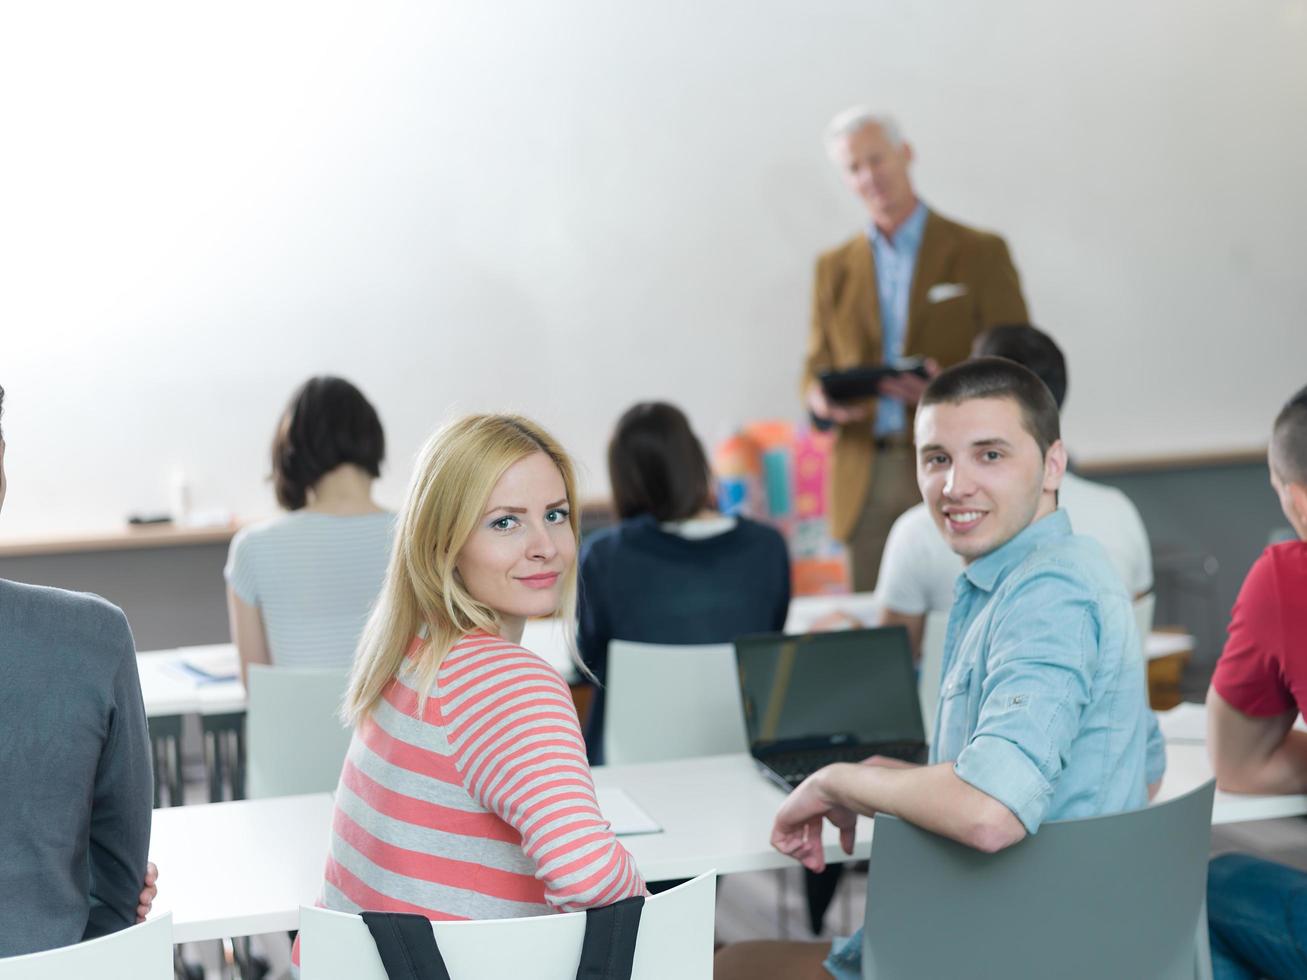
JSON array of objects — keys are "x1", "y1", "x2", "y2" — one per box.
[
  {"x1": 824, "y1": 509, "x2": 1163, "y2": 979},
  {"x1": 931, "y1": 508, "x2": 1157, "y2": 830},
  {"x1": 870, "y1": 201, "x2": 928, "y2": 438}
]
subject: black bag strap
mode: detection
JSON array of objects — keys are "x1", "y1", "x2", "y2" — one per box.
[
  {"x1": 360, "y1": 894, "x2": 645, "y2": 980},
  {"x1": 360, "y1": 911, "x2": 453, "y2": 980},
  {"x1": 576, "y1": 894, "x2": 645, "y2": 980}
]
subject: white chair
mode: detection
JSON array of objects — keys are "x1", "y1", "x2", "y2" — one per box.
[
  {"x1": 521, "y1": 616, "x2": 580, "y2": 682},
  {"x1": 0, "y1": 914, "x2": 173, "y2": 980},
  {"x1": 245, "y1": 664, "x2": 353, "y2": 799},
  {"x1": 918, "y1": 611, "x2": 949, "y2": 738},
  {"x1": 299, "y1": 871, "x2": 716, "y2": 980},
  {"x1": 603, "y1": 641, "x2": 748, "y2": 764}
]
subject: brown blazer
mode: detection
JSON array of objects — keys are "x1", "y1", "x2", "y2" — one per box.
[{"x1": 803, "y1": 210, "x2": 1029, "y2": 541}]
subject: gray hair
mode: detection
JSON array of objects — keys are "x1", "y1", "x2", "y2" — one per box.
[{"x1": 823, "y1": 107, "x2": 904, "y2": 158}]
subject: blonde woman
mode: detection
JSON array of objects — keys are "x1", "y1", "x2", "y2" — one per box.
[{"x1": 314, "y1": 415, "x2": 645, "y2": 926}]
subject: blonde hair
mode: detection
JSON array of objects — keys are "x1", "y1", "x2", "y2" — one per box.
[{"x1": 342, "y1": 414, "x2": 582, "y2": 725}]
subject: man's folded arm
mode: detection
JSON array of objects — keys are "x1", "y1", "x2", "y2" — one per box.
[
  {"x1": 819, "y1": 761, "x2": 1026, "y2": 854},
  {"x1": 1207, "y1": 687, "x2": 1307, "y2": 796}
]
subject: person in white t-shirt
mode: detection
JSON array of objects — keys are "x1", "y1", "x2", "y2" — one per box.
[{"x1": 876, "y1": 324, "x2": 1153, "y2": 657}]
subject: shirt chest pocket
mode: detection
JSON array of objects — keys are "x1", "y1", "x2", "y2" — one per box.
[{"x1": 935, "y1": 662, "x2": 978, "y2": 759}]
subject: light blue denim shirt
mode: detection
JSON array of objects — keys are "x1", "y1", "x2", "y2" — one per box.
[
  {"x1": 930, "y1": 507, "x2": 1158, "y2": 831},
  {"x1": 870, "y1": 200, "x2": 927, "y2": 438},
  {"x1": 825, "y1": 509, "x2": 1163, "y2": 980}
]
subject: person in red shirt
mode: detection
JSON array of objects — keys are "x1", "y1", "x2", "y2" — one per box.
[{"x1": 1206, "y1": 383, "x2": 1307, "y2": 980}]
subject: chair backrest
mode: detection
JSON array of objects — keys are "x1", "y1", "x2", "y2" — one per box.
[
  {"x1": 918, "y1": 611, "x2": 949, "y2": 738},
  {"x1": 0, "y1": 914, "x2": 173, "y2": 980},
  {"x1": 603, "y1": 641, "x2": 748, "y2": 765},
  {"x1": 1133, "y1": 592, "x2": 1157, "y2": 658},
  {"x1": 521, "y1": 617, "x2": 579, "y2": 682},
  {"x1": 863, "y1": 781, "x2": 1215, "y2": 980},
  {"x1": 246, "y1": 664, "x2": 353, "y2": 799},
  {"x1": 299, "y1": 871, "x2": 716, "y2": 980}
]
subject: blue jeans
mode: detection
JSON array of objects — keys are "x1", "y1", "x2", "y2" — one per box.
[{"x1": 1209, "y1": 853, "x2": 1307, "y2": 980}]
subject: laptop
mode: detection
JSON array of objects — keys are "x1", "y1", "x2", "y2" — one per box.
[{"x1": 734, "y1": 626, "x2": 928, "y2": 792}]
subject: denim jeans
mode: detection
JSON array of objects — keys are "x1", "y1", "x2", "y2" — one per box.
[
  {"x1": 823, "y1": 932, "x2": 861, "y2": 980},
  {"x1": 1209, "y1": 853, "x2": 1307, "y2": 980}
]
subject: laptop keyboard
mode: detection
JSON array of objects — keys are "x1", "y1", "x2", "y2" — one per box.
[{"x1": 765, "y1": 741, "x2": 928, "y2": 788}]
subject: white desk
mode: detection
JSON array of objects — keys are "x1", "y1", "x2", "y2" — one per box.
[
  {"x1": 1146, "y1": 632, "x2": 1196, "y2": 661},
  {"x1": 150, "y1": 793, "x2": 334, "y2": 943},
  {"x1": 138, "y1": 646, "x2": 245, "y2": 719},
  {"x1": 145, "y1": 758, "x2": 855, "y2": 942},
  {"x1": 148, "y1": 744, "x2": 1307, "y2": 942},
  {"x1": 786, "y1": 592, "x2": 883, "y2": 633},
  {"x1": 1157, "y1": 742, "x2": 1307, "y2": 822},
  {"x1": 602, "y1": 746, "x2": 1307, "y2": 878},
  {"x1": 1159, "y1": 700, "x2": 1307, "y2": 745},
  {"x1": 595, "y1": 754, "x2": 868, "y2": 879},
  {"x1": 138, "y1": 638, "x2": 578, "y2": 718}
]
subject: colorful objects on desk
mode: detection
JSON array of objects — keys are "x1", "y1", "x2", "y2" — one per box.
[
  {"x1": 714, "y1": 433, "x2": 762, "y2": 518},
  {"x1": 713, "y1": 421, "x2": 849, "y2": 595},
  {"x1": 792, "y1": 429, "x2": 829, "y2": 521}
]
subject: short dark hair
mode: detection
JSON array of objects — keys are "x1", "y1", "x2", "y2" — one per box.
[
  {"x1": 973, "y1": 324, "x2": 1068, "y2": 410},
  {"x1": 271, "y1": 376, "x2": 385, "y2": 510},
  {"x1": 920, "y1": 357, "x2": 1061, "y2": 455},
  {"x1": 1271, "y1": 384, "x2": 1307, "y2": 486},
  {"x1": 608, "y1": 402, "x2": 713, "y2": 523}
]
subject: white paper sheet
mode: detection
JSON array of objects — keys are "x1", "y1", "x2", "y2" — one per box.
[
  {"x1": 168, "y1": 645, "x2": 239, "y2": 684},
  {"x1": 597, "y1": 787, "x2": 662, "y2": 836}
]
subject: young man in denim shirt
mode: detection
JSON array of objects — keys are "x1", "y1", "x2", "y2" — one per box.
[{"x1": 715, "y1": 358, "x2": 1163, "y2": 980}]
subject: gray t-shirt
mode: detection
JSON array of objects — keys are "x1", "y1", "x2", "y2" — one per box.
[
  {"x1": 0, "y1": 579, "x2": 152, "y2": 956},
  {"x1": 224, "y1": 511, "x2": 395, "y2": 670}
]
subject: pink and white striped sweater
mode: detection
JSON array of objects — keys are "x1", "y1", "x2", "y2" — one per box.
[{"x1": 318, "y1": 631, "x2": 645, "y2": 920}]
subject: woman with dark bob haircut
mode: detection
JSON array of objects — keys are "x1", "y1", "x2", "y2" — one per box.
[
  {"x1": 225, "y1": 376, "x2": 396, "y2": 681},
  {"x1": 576, "y1": 401, "x2": 791, "y2": 763}
]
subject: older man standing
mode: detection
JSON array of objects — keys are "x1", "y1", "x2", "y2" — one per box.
[{"x1": 804, "y1": 108, "x2": 1029, "y2": 591}]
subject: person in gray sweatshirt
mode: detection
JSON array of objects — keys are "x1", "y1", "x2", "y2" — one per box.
[{"x1": 0, "y1": 384, "x2": 155, "y2": 957}]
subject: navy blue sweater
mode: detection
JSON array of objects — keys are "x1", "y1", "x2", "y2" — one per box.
[{"x1": 576, "y1": 514, "x2": 790, "y2": 763}]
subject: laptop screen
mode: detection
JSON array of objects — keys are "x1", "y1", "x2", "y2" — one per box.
[{"x1": 734, "y1": 627, "x2": 925, "y2": 751}]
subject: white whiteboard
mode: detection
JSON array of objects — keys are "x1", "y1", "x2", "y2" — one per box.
[{"x1": 2, "y1": 0, "x2": 1304, "y2": 536}]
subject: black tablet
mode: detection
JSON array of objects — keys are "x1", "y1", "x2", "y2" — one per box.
[{"x1": 819, "y1": 358, "x2": 928, "y2": 402}]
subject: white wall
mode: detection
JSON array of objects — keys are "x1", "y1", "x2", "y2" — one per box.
[{"x1": 2, "y1": 0, "x2": 1304, "y2": 536}]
